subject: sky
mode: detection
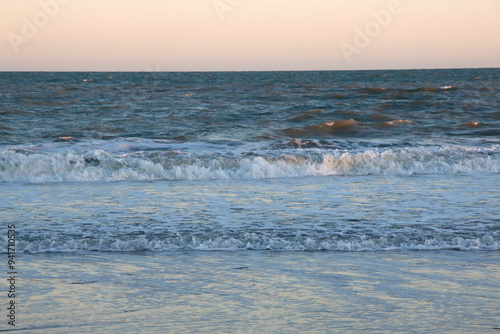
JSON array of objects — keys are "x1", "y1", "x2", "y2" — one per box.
[{"x1": 1, "y1": 0, "x2": 499, "y2": 71}]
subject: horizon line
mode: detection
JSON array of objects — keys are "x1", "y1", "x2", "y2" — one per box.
[{"x1": 1, "y1": 66, "x2": 499, "y2": 73}]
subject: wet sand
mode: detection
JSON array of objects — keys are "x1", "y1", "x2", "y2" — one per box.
[{"x1": 13, "y1": 250, "x2": 500, "y2": 333}]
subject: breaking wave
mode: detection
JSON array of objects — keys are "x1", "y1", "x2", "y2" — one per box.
[
  {"x1": 1, "y1": 141, "x2": 499, "y2": 183},
  {"x1": 4, "y1": 233, "x2": 498, "y2": 253}
]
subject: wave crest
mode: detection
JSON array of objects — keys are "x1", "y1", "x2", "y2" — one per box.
[
  {"x1": 1, "y1": 144, "x2": 499, "y2": 183},
  {"x1": 282, "y1": 119, "x2": 358, "y2": 137},
  {"x1": 5, "y1": 234, "x2": 498, "y2": 253}
]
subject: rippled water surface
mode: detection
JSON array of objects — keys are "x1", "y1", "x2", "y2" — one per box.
[{"x1": 1, "y1": 69, "x2": 499, "y2": 332}]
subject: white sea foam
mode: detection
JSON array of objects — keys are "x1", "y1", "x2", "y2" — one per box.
[
  {"x1": 6, "y1": 234, "x2": 498, "y2": 253},
  {"x1": 1, "y1": 143, "x2": 499, "y2": 183}
]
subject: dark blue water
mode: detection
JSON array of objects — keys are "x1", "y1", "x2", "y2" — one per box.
[{"x1": 1, "y1": 69, "x2": 499, "y2": 145}]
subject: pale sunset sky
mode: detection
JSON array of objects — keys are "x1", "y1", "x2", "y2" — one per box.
[{"x1": 1, "y1": 0, "x2": 499, "y2": 71}]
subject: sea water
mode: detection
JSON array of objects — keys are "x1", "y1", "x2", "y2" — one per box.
[{"x1": 1, "y1": 69, "x2": 499, "y2": 332}]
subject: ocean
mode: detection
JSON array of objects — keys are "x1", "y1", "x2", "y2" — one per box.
[{"x1": 1, "y1": 69, "x2": 499, "y2": 333}]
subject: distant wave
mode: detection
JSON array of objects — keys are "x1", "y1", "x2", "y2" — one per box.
[
  {"x1": 358, "y1": 86, "x2": 458, "y2": 95},
  {"x1": 1, "y1": 142, "x2": 499, "y2": 183},
  {"x1": 379, "y1": 119, "x2": 418, "y2": 127},
  {"x1": 282, "y1": 119, "x2": 359, "y2": 136}
]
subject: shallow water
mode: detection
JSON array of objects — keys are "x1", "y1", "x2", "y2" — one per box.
[{"x1": 2, "y1": 174, "x2": 499, "y2": 253}]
